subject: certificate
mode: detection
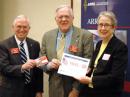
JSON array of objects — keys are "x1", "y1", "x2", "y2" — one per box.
[{"x1": 58, "y1": 53, "x2": 90, "y2": 77}]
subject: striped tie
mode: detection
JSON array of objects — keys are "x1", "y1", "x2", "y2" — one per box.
[{"x1": 19, "y1": 42, "x2": 31, "y2": 84}]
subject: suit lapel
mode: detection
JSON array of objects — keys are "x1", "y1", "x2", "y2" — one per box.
[
  {"x1": 100, "y1": 36, "x2": 115, "y2": 60},
  {"x1": 103, "y1": 36, "x2": 116, "y2": 54},
  {"x1": 69, "y1": 27, "x2": 80, "y2": 55},
  {"x1": 26, "y1": 38, "x2": 33, "y2": 59},
  {"x1": 51, "y1": 29, "x2": 58, "y2": 58},
  {"x1": 10, "y1": 36, "x2": 22, "y2": 64},
  {"x1": 70, "y1": 27, "x2": 80, "y2": 45},
  {"x1": 94, "y1": 42, "x2": 101, "y2": 59}
]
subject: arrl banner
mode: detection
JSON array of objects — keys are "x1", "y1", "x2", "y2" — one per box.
[{"x1": 81, "y1": 0, "x2": 130, "y2": 97}]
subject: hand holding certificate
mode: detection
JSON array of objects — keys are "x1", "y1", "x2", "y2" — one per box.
[{"x1": 58, "y1": 53, "x2": 90, "y2": 78}]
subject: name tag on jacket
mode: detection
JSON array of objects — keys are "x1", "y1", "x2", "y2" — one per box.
[{"x1": 102, "y1": 54, "x2": 111, "y2": 60}]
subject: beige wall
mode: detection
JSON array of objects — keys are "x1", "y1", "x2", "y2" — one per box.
[
  {"x1": 2, "y1": 0, "x2": 69, "y2": 40},
  {"x1": 1, "y1": 0, "x2": 81, "y2": 41},
  {"x1": 1, "y1": 0, "x2": 81, "y2": 97}
]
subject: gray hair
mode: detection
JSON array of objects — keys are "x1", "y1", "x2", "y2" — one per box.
[
  {"x1": 56, "y1": 5, "x2": 74, "y2": 17},
  {"x1": 97, "y1": 11, "x2": 117, "y2": 27},
  {"x1": 12, "y1": 15, "x2": 30, "y2": 27}
]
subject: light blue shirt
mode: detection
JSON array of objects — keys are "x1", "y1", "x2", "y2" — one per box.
[{"x1": 56, "y1": 27, "x2": 73, "y2": 53}]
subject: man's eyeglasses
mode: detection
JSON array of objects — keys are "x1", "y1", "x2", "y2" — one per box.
[
  {"x1": 57, "y1": 16, "x2": 71, "y2": 20},
  {"x1": 98, "y1": 23, "x2": 113, "y2": 28}
]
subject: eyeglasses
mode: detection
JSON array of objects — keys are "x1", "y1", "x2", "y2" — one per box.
[
  {"x1": 57, "y1": 15, "x2": 71, "y2": 20},
  {"x1": 98, "y1": 23, "x2": 112, "y2": 28},
  {"x1": 16, "y1": 25, "x2": 30, "y2": 30}
]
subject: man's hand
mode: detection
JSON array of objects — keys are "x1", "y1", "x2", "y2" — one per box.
[
  {"x1": 35, "y1": 92, "x2": 43, "y2": 97},
  {"x1": 22, "y1": 59, "x2": 36, "y2": 70},
  {"x1": 68, "y1": 88, "x2": 79, "y2": 97},
  {"x1": 49, "y1": 58, "x2": 60, "y2": 70},
  {"x1": 74, "y1": 76, "x2": 92, "y2": 84},
  {"x1": 86, "y1": 67, "x2": 92, "y2": 74}
]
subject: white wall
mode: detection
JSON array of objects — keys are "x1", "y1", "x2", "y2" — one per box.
[{"x1": 1, "y1": 0, "x2": 81, "y2": 97}]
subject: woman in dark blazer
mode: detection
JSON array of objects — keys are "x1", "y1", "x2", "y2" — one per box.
[{"x1": 76, "y1": 11, "x2": 128, "y2": 97}]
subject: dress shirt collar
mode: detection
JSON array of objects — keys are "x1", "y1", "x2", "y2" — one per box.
[
  {"x1": 14, "y1": 35, "x2": 26, "y2": 46},
  {"x1": 58, "y1": 26, "x2": 73, "y2": 37}
]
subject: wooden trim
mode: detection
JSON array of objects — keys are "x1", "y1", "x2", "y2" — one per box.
[{"x1": 71, "y1": 0, "x2": 73, "y2": 9}]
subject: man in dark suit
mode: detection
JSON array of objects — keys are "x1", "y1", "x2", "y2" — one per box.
[
  {"x1": 0, "y1": 15, "x2": 43, "y2": 97},
  {"x1": 40, "y1": 5, "x2": 94, "y2": 97}
]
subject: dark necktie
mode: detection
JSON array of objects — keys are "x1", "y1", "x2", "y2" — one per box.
[{"x1": 19, "y1": 42, "x2": 31, "y2": 84}]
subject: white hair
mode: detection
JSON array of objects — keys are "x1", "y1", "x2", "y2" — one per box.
[
  {"x1": 12, "y1": 15, "x2": 30, "y2": 26},
  {"x1": 55, "y1": 4, "x2": 74, "y2": 17},
  {"x1": 97, "y1": 11, "x2": 117, "y2": 27}
]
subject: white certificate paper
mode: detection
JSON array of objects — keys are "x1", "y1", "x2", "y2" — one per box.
[{"x1": 58, "y1": 53, "x2": 90, "y2": 77}]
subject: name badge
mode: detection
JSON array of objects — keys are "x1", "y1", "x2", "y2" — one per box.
[{"x1": 102, "y1": 54, "x2": 111, "y2": 60}]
